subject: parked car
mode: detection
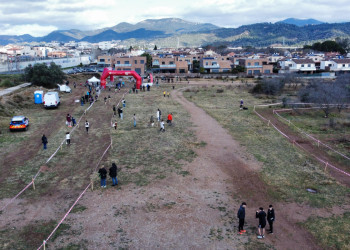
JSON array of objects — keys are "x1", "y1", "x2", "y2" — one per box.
[
  {"x1": 43, "y1": 92, "x2": 60, "y2": 108},
  {"x1": 9, "y1": 115, "x2": 29, "y2": 131}
]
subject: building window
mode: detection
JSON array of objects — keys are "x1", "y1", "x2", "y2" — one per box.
[
  {"x1": 162, "y1": 62, "x2": 165, "y2": 65},
  {"x1": 254, "y1": 62, "x2": 259, "y2": 66},
  {"x1": 206, "y1": 62, "x2": 208, "y2": 66},
  {"x1": 308, "y1": 64, "x2": 311, "y2": 67},
  {"x1": 117, "y1": 61, "x2": 120, "y2": 64},
  {"x1": 140, "y1": 60, "x2": 145, "y2": 64},
  {"x1": 134, "y1": 60, "x2": 137, "y2": 64},
  {"x1": 248, "y1": 62, "x2": 251, "y2": 66},
  {"x1": 169, "y1": 61, "x2": 174, "y2": 65},
  {"x1": 248, "y1": 70, "x2": 252, "y2": 74},
  {"x1": 108, "y1": 59, "x2": 110, "y2": 61},
  {"x1": 125, "y1": 61, "x2": 129, "y2": 64},
  {"x1": 301, "y1": 64, "x2": 304, "y2": 67},
  {"x1": 264, "y1": 70, "x2": 271, "y2": 74},
  {"x1": 343, "y1": 64, "x2": 346, "y2": 67}
]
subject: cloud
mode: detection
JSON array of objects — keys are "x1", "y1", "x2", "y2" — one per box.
[{"x1": 0, "y1": 0, "x2": 350, "y2": 36}]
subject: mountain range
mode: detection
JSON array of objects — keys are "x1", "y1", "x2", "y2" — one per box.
[{"x1": 1, "y1": 18, "x2": 350, "y2": 48}]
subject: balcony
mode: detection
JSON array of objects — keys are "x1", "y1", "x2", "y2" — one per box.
[
  {"x1": 160, "y1": 64, "x2": 176, "y2": 68},
  {"x1": 115, "y1": 64, "x2": 131, "y2": 67},
  {"x1": 203, "y1": 64, "x2": 220, "y2": 69}
]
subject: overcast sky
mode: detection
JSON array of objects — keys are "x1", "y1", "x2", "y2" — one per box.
[{"x1": 1, "y1": 0, "x2": 349, "y2": 37}]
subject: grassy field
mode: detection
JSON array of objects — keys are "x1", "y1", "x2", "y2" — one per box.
[
  {"x1": 278, "y1": 109, "x2": 350, "y2": 165},
  {"x1": 303, "y1": 212, "x2": 350, "y2": 250},
  {"x1": 107, "y1": 85, "x2": 198, "y2": 187},
  {"x1": 183, "y1": 84, "x2": 350, "y2": 208}
]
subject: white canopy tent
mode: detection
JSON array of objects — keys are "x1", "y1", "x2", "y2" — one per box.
[{"x1": 87, "y1": 76, "x2": 100, "y2": 83}]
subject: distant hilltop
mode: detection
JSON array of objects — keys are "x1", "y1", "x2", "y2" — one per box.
[
  {"x1": 277, "y1": 18, "x2": 324, "y2": 27},
  {"x1": 1, "y1": 17, "x2": 350, "y2": 48}
]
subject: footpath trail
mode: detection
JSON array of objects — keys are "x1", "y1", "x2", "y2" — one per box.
[{"x1": 171, "y1": 88, "x2": 320, "y2": 250}]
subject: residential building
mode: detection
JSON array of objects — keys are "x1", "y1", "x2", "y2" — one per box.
[
  {"x1": 113, "y1": 56, "x2": 146, "y2": 75},
  {"x1": 320, "y1": 59, "x2": 350, "y2": 72},
  {"x1": 239, "y1": 58, "x2": 273, "y2": 75},
  {"x1": 97, "y1": 55, "x2": 112, "y2": 67},
  {"x1": 279, "y1": 59, "x2": 316, "y2": 73},
  {"x1": 200, "y1": 56, "x2": 233, "y2": 73}
]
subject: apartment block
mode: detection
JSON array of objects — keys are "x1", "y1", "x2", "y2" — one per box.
[
  {"x1": 239, "y1": 58, "x2": 273, "y2": 75},
  {"x1": 113, "y1": 56, "x2": 146, "y2": 75}
]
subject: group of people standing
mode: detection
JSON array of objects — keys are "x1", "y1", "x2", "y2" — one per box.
[
  {"x1": 98, "y1": 163, "x2": 118, "y2": 187},
  {"x1": 237, "y1": 202, "x2": 275, "y2": 239}
]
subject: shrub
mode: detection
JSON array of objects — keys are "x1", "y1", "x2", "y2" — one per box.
[{"x1": 0, "y1": 79, "x2": 14, "y2": 87}]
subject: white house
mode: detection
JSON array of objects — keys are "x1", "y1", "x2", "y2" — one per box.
[
  {"x1": 320, "y1": 59, "x2": 350, "y2": 72},
  {"x1": 279, "y1": 59, "x2": 316, "y2": 73}
]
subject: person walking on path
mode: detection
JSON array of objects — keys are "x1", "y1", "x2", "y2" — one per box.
[
  {"x1": 256, "y1": 207, "x2": 267, "y2": 239},
  {"x1": 122, "y1": 98, "x2": 126, "y2": 107},
  {"x1": 240, "y1": 99, "x2": 244, "y2": 110},
  {"x1": 156, "y1": 109, "x2": 160, "y2": 122},
  {"x1": 167, "y1": 113, "x2": 173, "y2": 126},
  {"x1": 117, "y1": 107, "x2": 122, "y2": 118},
  {"x1": 98, "y1": 166, "x2": 107, "y2": 188},
  {"x1": 85, "y1": 120, "x2": 90, "y2": 134},
  {"x1": 133, "y1": 114, "x2": 137, "y2": 127},
  {"x1": 267, "y1": 205, "x2": 275, "y2": 234},
  {"x1": 167, "y1": 92, "x2": 170, "y2": 98},
  {"x1": 150, "y1": 115, "x2": 154, "y2": 127},
  {"x1": 113, "y1": 105, "x2": 116, "y2": 117},
  {"x1": 66, "y1": 114, "x2": 72, "y2": 127},
  {"x1": 120, "y1": 107, "x2": 123, "y2": 120},
  {"x1": 66, "y1": 132, "x2": 70, "y2": 145},
  {"x1": 42, "y1": 134, "x2": 48, "y2": 150},
  {"x1": 160, "y1": 119, "x2": 165, "y2": 132},
  {"x1": 163, "y1": 91, "x2": 166, "y2": 97},
  {"x1": 109, "y1": 163, "x2": 118, "y2": 186},
  {"x1": 72, "y1": 117, "x2": 76, "y2": 127},
  {"x1": 237, "y1": 202, "x2": 247, "y2": 234},
  {"x1": 104, "y1": 96, "x2": 107, "y2": 105},
  {"x1": 113, "y1": 120, "x2": 118, "y2": 130}
]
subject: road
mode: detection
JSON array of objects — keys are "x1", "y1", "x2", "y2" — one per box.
[{"x1": 0, "y1": 82, "x2": 32, "y2": 97}]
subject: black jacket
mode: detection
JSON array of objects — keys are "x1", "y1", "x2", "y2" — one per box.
[
  {"x1": 98, "y1": 168, "x2": 107, "y2": 179},
  {"x1": 267, "y1": 208, "x2": 275, "y2": 221},
  {"x1": 42, "y1": 136, "x2": 48, "y2": 144},
  {"x1": 256, "y1": 210, "x2": 267, "y2": 225},
  {"x1": 237, "y1": 205, "x2": 245, "y2": 219},
  {"x1": 109, "y1": 163, "x2": 117, "y2": 178}
]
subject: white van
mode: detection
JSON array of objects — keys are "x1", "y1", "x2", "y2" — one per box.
[{"x1": 43, "y1": 92, "x2": 60, "y2": 108}]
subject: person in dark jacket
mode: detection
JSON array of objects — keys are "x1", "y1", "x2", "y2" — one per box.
[
  {"x1": 41, "y1": 134, "x2": 48, "y2": 150},
  {"x1": 109, "y1": 163, "x2": 118, "y2": 186},
  {"x1": 267, "y1": 205, "x2": 275, "y2": 234},
  {"x1": 98, "y1": 166, "x2": 107, "y2": 188},
  {"x1": 256, "y1": 207, "x2": 267, "y2": 239},
  {"x1": 237, "y1": 202, "x2": 247, "y2": 234}
]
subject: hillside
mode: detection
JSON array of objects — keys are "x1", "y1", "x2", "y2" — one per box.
[
  {"x1": 277, "y1": 18, "x2": 324, "y2": 26},
  {"x1": 1, "y1": 18, "x2": 350, "y2": 47}
]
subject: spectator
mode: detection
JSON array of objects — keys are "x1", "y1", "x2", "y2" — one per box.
[
  {"x1": 98, "y1": 166, "x2": 107, "y2": 188},
  {"x1": 256, "y1": 207, "x2": 267, "y2": 239},
  {"x1": 163, "y1": 91, "x2": 166, "y2": 97},
  {"x1": 72, "y1": 117, "x2": 76, "y2": 127},
  {"x1": 167, "y1": 92, "x2": 170, "y2": 98},
  {"x1": 120, "y1": 107, "x2": 123, "y2": 120},
  {"x1": 85, "y1": 120, "x2": 90, "y2": 134},
  {"x1": 66, "y1": 114, "x2": 72, "y2": 127},
  {"x1": 122, "y1": 98, "x2": 126, "y2": 107},
  {"x1": 267, "y1": 205, "x2": 275, "y2": 234},
  {"x1": 240, "y1": 99, "x2": 244, "y2": 110},
  {"x1": 109, "y1": 163, "x2": 118, "y2": 186},
  {"x1": 237, "y1": 202, "x2": 247, "y2": 235},
  {"x1": 41, "y1": 134, "x2": 48, "y2": 150}
]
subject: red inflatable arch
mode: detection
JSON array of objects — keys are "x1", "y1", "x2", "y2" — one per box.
[{"x1": 100, "y1": 68, "x2": 142, "y2": 89}]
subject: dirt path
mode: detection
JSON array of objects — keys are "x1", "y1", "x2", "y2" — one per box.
[{"x1": 259, "y1": 109, "x2": 350, "y2": 187}]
